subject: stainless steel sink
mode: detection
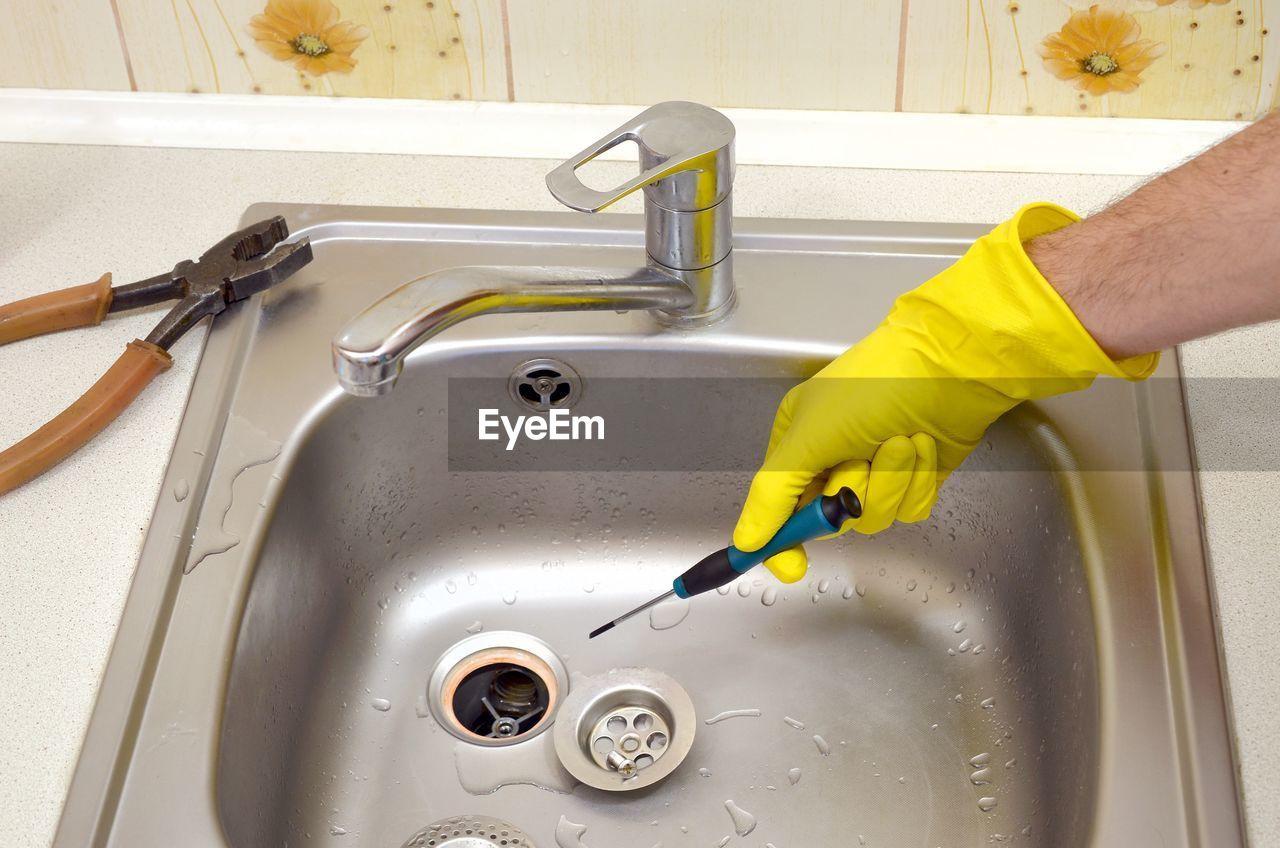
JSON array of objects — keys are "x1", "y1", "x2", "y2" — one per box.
[{"x1": 55, "y1": 204, "x2": 1244, "y2": 847}]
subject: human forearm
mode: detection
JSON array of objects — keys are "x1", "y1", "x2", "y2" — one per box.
[{"x1": 1026, "y1": 112, "x2": 1280, "y2": 359}]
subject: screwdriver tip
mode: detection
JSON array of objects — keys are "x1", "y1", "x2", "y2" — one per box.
[{"x1": 588, "y1": 621, "x2": 615, "y2": 639}]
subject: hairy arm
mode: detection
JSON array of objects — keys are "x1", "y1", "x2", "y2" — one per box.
[{"x1": 1027, "y1": 112, "x2": 1280, "y2": 359}]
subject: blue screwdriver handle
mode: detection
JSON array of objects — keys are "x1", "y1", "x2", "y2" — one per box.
[{"x1": 672, "y1": 487, "x2": 861, "y2": 599}]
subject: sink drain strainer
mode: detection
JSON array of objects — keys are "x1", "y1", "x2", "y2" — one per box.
[
  {"x1": 508, "y1": 358, "x2": 583, "y2": 411},
  {"x1": 553, "y1": 667, "x2": 695, "y2": 791},
  {"x1": 401, "y1": 815, "x2": 535, "y2": 848}
]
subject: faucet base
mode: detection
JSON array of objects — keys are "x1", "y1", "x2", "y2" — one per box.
[{"x1": 652, "y1": 255, "x2": 736, "y2": 328}]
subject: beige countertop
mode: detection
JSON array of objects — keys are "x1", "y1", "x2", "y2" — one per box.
[{"x1": 0, "y1": 142, "x2": 1275, "y2": 847}]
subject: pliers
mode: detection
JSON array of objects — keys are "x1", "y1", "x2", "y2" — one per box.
[{"x1": 0, "y1": 216, "x2": 312, "y2": 495}]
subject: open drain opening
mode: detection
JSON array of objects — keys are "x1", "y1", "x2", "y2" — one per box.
[
  {"x1": 428, "y1": 632, "x2": 569, "y2": 747},
  {"x1": 452, "y1": 663, "x2": 551, "y2": 740}
]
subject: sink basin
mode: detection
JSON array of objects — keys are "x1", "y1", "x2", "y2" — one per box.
[{"x1": 55, "y1": 205, "x2": 1243, "y2": 846}]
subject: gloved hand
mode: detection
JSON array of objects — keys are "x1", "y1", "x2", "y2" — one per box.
[{"x1": 734, "y1": 203, "x2": 1158, "y2": 583}]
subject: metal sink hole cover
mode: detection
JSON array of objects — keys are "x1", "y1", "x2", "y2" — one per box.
[
  {"x1": 553, "y1": 667, "x2": 695, "y2": 791},
  {"x1": 427, "y1": 632, "x2": 569, "y2": 747},
  {"x1": 401, "y1": 814, "x2": 535, "y2": 848},
  {"x1": 508, "y1": 358, "x2": 583, "y2": 412}
]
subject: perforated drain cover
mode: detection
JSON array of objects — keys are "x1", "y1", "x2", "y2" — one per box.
[
  {"x1": 401, "y1": 815, "x2": 535, "y2": 848},
  {"x1": 553, "y1": 667, "x2": 696, "y2": 791}
]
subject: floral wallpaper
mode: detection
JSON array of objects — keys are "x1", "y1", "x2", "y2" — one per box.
[
  {"x1": 1, "y1": 0, "x2": 1276, "y2": 120},
  {"x1": 1040, "y1": 6, "x2": 1169, "y2": 95},
  {"x1": 248, "y1": 0, "x2": 369, "y2": 77}
]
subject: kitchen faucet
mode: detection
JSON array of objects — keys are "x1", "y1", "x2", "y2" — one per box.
[{"x1": 332, "y1": 101, "x2": 736, "y2": 396}]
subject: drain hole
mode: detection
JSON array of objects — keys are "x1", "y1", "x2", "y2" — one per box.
[
  {"x1": 428, "y1": 631, "x2": 568, "y2": 747},
  {"x1": 593, "y1": 736, "x2": 615, "y2": 754},
  {"x1": 451, "y1": 663, "x2": 550, "y2": 740},
  {"x1": 508, "y1": 358, "x2": 583, "y2": 411},
  {"x1": 635, "y1": 754, "x2": 655, "y2": 769}
]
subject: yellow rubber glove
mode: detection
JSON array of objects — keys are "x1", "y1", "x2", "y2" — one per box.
[{"x1": 734, "y1": 203, "x2": 1159, "y2": 583}]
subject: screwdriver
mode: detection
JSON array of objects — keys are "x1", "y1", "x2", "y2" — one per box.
[{"x1": 588, "y1": 487, "x2": 862, "y2": 638}]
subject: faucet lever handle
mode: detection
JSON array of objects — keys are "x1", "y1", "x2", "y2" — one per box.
[{"x1": 546, "y1": 101, "x2": 735, "y2": 214}]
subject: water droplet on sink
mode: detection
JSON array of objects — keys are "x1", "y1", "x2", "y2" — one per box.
[
  {"x1": 377, "y1": 597, "x2": 389, "y2": 610},
  {"x1": 958, "y1": 638, "x2": 973, "y2": 653},
  {"x1": 502, "y1": 592, "x2": 518, "y2": 605},
  {"x1": 978, "y1": 796, "x2": 998, "y2": 812},
  {"x1": 724, "y1": 800, "x2": 757, "y2": 836},
  {"x1": 953, "y1": 621, "x2": 967, "y2": 633},
  {"x1": 946, "y1": 582, "x2": 956, "y2": 593},
  {"x1": 761, "y1": 586, "x2": 778, "y2": 606},
  {"x1": 465, "y1": 620, "x2": 483, "y2": 634},
  {"x1": 737, "y1": 581, "x2": 751, "y2": 598},
  {"x1": 970, "y1": 767, "x2": 993, "y2": 785},
  {"x1": 817, "y1": 578, "x2": 831, "y2": 593},
  {"x1": 371, "y1": 698, "x2": 391, "y2": 712},
  {"x1": 981, "y1": 697, "x2": 996, "y2": 709},
  {"x1": 855, "y1": 582, "x2": 867, "y2": 597},
  {"x1": 445, "y1": 579, "x2": 457, "y2": 594},
  {"x1": 972, "y1": 643, "x2": 986, "y2": 655},
  {"x1": 649, "y1": 597, "x2": 691, "y2": 631},
  {"x1": 969, "y1": 752, "x2": 991, "y2": 767},
  {"x1": 555, "y1": 816, "x2": 590, "y2": 848},
  {"x1": 467, "y1": 571, "x2": 478, "y2": 585},
  {"x1": 698, "y1": 767, "x2": 712, "y2": 777},
  {"x1": 705, "y1": 709, "x2": 761, "y2": 725},
  {"x1": 583, "y1": 582, "x2": 596, "y2": 593},
  {"x1": 783, "y1": 716, "x2": 805, "y2": 730},
  {"x1": 813, "y1": 735, "x2": 831, "y2": 756},
  {"x1": 173, "y1": 479, "x2": 190, "y2": 501},
  {"x1": 717, "y1": 837, "x2": 731, "y2": 848},
  {"x1": 906, "y1": 579, "x2": 917, "y2": 591},
  {"x1": 788, "y1": 767, "x2": 802, "y2": 785},
  {"x1": 842, "y1": 584, "x2": 855, "y2": 599},
  {"x1": 716, "y1": 585, "x2": 731, "y2": 596},
  {"x1": 329, "y1": 825, "x2": 347, "y2": 836}
]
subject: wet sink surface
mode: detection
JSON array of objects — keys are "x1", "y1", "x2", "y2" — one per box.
[{"x1": 55, "y1": 206, "x2": 1243, "y2": 847}]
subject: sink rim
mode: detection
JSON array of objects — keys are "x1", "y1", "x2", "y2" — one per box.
[{"x1": 52, "y1": 202, "x2": 1245, "y2": 847}]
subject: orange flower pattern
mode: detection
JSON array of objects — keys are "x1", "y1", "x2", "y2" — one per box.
[
  {"x1": 1039, "y1": 5, "x2": 1167, "y2": 95},
  {"x1": 249, "y1": 0, "x2": 369, "y2": 76}
]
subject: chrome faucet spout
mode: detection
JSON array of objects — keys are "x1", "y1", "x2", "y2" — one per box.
[
  {"x1": 333, "y1": 101, "x2": 737, "y2": 397},
  {"x1": 333, "y1": 265, "x2": 693, "y2": 396}
]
